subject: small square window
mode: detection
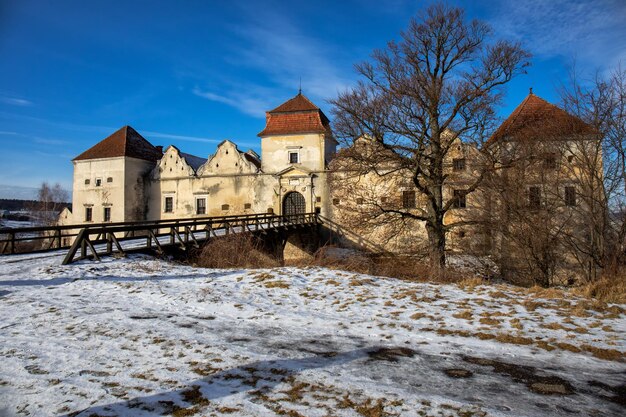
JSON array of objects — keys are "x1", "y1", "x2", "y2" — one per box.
[
  {"x1": 458, "y1": 230, "x2": 466, "y2": 238},
  {"x1": 332, "y1": 198, "x2": 340, "y2": 205},
  {"x1": 529, "y1": 186, "x2": 541, "y2": 209},
  {"x1": 315, "y1": 196, "x2": 321, "y2": 203},
  {"x1": 244, "y1": 203, "x2": 252, "y2": 209},
  {"x1": 356, "y1": 198, "x2": 364, "y2": 205},
  {"x1": 84, "y1": 179, "x2": 90, "y2": 185},
  {"x1": 196, "y1": 198, "x2": 206, "y2": 215},
  {"x1": 85, "y1": 207, "x2": 92, "y2": 222},
  {"x1": 545, "y1": 154, "x2": 557, "y2": 169},
  {"x1": 565, "y1": 186, "x2": 576, "y2": 207},
  {"x1": 453, "y1": 158, "x2": 466, "y2": 171},
  {"x1": 381, "y1": 197, "x2": 388, "y2": 203},
  {"x1": 315, "y1": 207, "x2": 321, "y2": 214},
  {"x1": 164, "y1": 196, "x2": 173, "y2": 213},
  {"x1": 267, "y1": 207, "x2": 274, "y2": 214},
  {"x1": 95, "y1": 178, "x2": 102, "y2": 187},
  {"x1": 567, "y1": 155, "x2": 575, "y2": 163},
  {"x1": 289, "y1": 152, "x2": 299, "y2": 164},
  {"x1": 221, "y1": 204, "x2": 230, "y2": 211},
  {"x1": 103, "y1": 207, "x2": 111, "y2": 222},
  {"x1": 402, "y1": 191, "x2": 416, "y2": 209},
  {"x1": 453, "y1": 190, "x2": 467, "y2": 208},
  {"x1": 107, "y1": 177, "x2": 113, "y2": 183}
]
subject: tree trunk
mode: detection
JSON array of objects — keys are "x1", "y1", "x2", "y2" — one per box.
[{"x1": 426, "y1": 222, "x2": 446, "y2": 268}]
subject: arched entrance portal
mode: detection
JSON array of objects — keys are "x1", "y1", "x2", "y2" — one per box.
[{"x1": 282, "y1": 191, "x2": 306, "y2": 218}]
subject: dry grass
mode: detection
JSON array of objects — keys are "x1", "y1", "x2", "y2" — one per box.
[
  {"x1": 193, "y1": 234, "x2": 280, "y2": 269},
  {"x1": 310, "y1": 247, "x2": 477, "y2": 284},
  {"x1": 574, "y1": 269, "x2": 626, "y2": 304}
]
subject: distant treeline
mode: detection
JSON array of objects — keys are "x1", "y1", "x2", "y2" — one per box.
[{"x1": 0, "y1": 199, "x2": 72, "y2": 212}]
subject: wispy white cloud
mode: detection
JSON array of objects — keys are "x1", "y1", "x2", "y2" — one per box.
[
  {"x1": 490, "y1": 0, "x2": 626, "y2": 69},
  {"x1": 0, "y1": 95, "x2": 33, "y2": 106},
  {"x1": 191, "y1": 87, "x2": 271, "y2": 118},
  {"x1": 191, "y1": 7, "x2": 352, "y2": 116},
  {"x1": 144, "y1": 129, "x2": 258, "y2": 149}
]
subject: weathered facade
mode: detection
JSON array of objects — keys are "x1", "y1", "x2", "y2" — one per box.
[
  {"x1": 63, "y1": 93, "x2": 337, "y2": 227},
  {"x1": 62, "y1": 92, "x2": 601, "y2": 282}
]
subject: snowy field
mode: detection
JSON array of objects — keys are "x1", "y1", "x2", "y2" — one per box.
[{"x1": 0, "y1": 253, "x2": 624, "y2": 417}]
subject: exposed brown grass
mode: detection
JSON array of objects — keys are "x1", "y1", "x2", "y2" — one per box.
[
  {"x1": 574, "y1": 269, "x2": 626, "y2": 304},
  {"x1": 310, "y1": 247, "x2": 477, "y2": 284},
  {"x1": 193, "y1": 234, "x2": 280, "y2": 269}
]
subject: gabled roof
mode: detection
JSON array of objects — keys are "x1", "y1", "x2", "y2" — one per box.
[
  {"x1": 73, "y1": 126, "x2": 163, "y2": 161},
  {"x1": 489, "y1": 93, "x2": 598, "y2": 145},
  {"x1": 179, "y1": 151, "x2": 207, "y2": 171},
  {"x1": 269, "y1": 93, "x2": 320, "y2": 113},
  {"x1": 258, "y1": 93, "x2": 331, "y2": 137}
]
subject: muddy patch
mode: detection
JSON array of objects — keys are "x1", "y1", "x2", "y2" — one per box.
[
  {"x1": 464, "y1": 356, "x2": 574, "y2": 395},
  {"x1": 444, "y1": 368, "x2": 473, "y2": 378},
  {"x1": 588, "y1": 380, "x2": 626, "y2": 406},
  {"x1": 368, "y1": 347, "x2": 416, "y2": 362}
]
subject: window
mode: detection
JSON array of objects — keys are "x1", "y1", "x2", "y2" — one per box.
[
  {"x1": 453, "y1": 158, "x2": 466, "y2": 171},
  {"x1": 356, "y1": 198, "x2": 364, "y2": 205},
  {"x1": 221, "y1": 204, "x2": 230, "y2": 211},
  {"x1": 333, "y1": 198, "x2": 340, "y2": 205},
  {"x1": 164, "y1": 196, "x2": 173, "y2": 213},
  {"x1": 84, "y1": 179, "x2": 90, "y2": 185},
  {"x1": 196, "y1": 198, "x2": 206, "y2": 215},
  {"x1": 267, "y1": 207, "x2": 274, "y2": 214},
  {"x1": 453, "y1": 190, "x2": 467, "y2": 208},
  {"x1": 85, "y1": 207, "x2": 92, "y2": 222},
  {"x1": 289, "y1": 151, "x2": 299, "y2": 164},
  {"x1": 565, "y1": 186, "x2": 576, "y2": 207},
  {"x1": 244, "y1": 203, "x2": 252, "y2": 209},
  {"x1": 315, "y1": 207, "x2": 321, "y2": 214},
  {"x1": 381, "y1": 197, "x2": 388, "y2": 203},
  {"x1": 107, "y1": 177, "x2": 113, "y2": 183},
  {"x1": 458, "y1": 230, "x2": 466, "y2": 238},
  {"x1": 567, "y1": 155, "x2": 575, "y2": 163},
  {"x1": 315, "y1": 196, "x2": 321, "y2": 203},
  {"x1": 402, "y1": 191, "x2": 416, "y2": 209},
  {"x1": 545, "y1": 154, "x2": 557, "y2": 169},
  {"x1": 529, "y1": 186, "x2": 541, "y2": 209},
  {"x1": 95, "y1": 178, "x2": 102, "y2": 187},
  {"x1": 103, "y1": 207, "x2": 111, "y2": 222}
]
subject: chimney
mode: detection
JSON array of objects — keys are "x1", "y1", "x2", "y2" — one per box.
[{"x1": 155, "y1": 145, "x2": 163, "y2": 153}]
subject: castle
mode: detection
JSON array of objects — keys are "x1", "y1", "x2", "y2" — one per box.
[
  {"x1": 59, "y1": 92, "x2": 601, "y2": 284},
  {"x1": 61, "y1": 93, "x2": 336, "y2": 226}
]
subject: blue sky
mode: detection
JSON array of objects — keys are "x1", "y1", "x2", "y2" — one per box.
[{"x1": 0, "y1": 0, "x2": 625, "y2": 194}]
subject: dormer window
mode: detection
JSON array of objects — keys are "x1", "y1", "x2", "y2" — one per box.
[{"x1": 289, "y1": 151, "x2": 299, "y2": 164}]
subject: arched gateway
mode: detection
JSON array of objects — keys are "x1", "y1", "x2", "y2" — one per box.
[{"x1": 282, "y1": 191, "x2": 306, "y2": 217}]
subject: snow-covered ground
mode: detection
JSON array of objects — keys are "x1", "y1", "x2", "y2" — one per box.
[{"x1": 0, "y1": 253, "x2": 624, "y2": 417}]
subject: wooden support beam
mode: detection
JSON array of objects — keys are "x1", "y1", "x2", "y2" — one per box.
[
  {"x1": 84, "y1": 238, "x2": 100, "y2": 262},
  {"x1": 62, "y1": 228, "x2": 86, "y2": 265},
  {"x1": 148, "y1": 229, "x2": 163, "y2": 254},
  {"x1": 172, "y1": 228, "x2": 186, "y2": 249},
  {"x1": 110, "y1": 233, "x2": 125, "y2": 256}
]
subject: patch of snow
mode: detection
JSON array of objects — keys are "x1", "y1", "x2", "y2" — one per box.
[{"x1": 0, "y1": 253, "x2": 623, "y2": 416}]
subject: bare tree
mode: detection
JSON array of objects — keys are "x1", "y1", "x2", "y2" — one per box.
[
  {"x1": 31, "y1": 182, "x2": 70, "y2": 226},
  {"x1": 330, "y1": 3, "x2": 530, "y2": 267},
  {"x1": 559, "y1": 64, "x2": 626, "y2": 273}
]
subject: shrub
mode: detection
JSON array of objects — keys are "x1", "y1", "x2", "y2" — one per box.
[{"x1": 193, "y1": 234, "x2": 279, "y2": 269}]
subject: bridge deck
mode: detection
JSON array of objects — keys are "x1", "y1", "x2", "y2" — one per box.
[{"x1": 0, "y1": 212, "x2": 319, "y2": 264}]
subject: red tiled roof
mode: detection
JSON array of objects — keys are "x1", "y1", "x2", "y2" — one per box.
[
  {"x1": 73, "y1": 126, "x2": 163, "y2": 161},
  {"x1": 489, "y1": 93, "x2": 598, "y2": 145},
  {"x1": 269, "y1": 93, "x2": 320, "y2": 113},
  {"x1": 258, "y1": 93, "x2": 331, "y2": 137}
]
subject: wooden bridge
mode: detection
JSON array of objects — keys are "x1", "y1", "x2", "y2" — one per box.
[{"x1": 0, "y1": 212, "x2": 320, "y2": 265}]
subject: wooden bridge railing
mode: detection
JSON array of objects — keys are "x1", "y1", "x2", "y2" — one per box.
[{"x1": 0, "y1": 212, "x2": 319, "y2": 262}]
